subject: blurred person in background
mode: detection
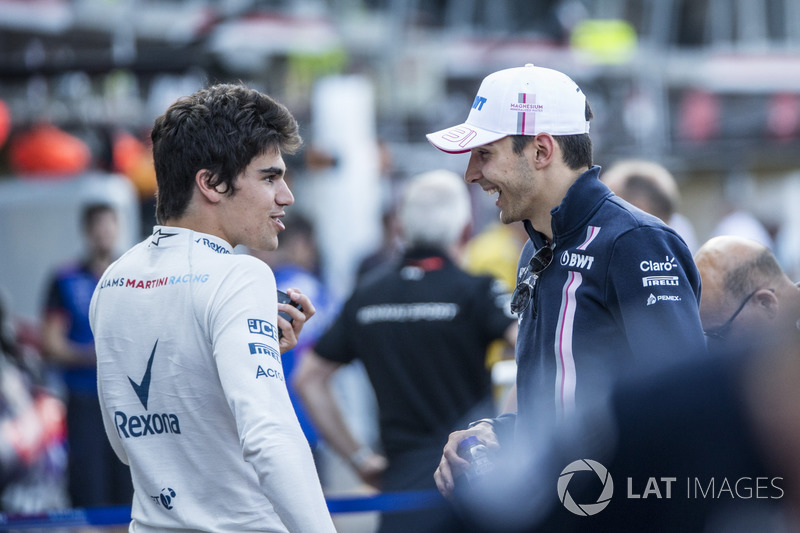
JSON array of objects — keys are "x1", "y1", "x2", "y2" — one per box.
[
  {"x1": 0, "y1": 288, "x2": 68, "y2": 513},
  {"x1": 695, "y1": 235, "x2": 800, "y2": 353},
  {"x1": 711, "y1": 173, "x2": 776, "y2": 251},
  {"x1": 294, "y1": 169, "x2": 517, "y2": 533},
  {"x1": 40, "y1": 202, "x2": 132, "y2": 508},
  {"x1": 356, "y1": 207, "x2": 403, "y2": 284},
  {"x1": 426, "y1": 64, "x2": 706, "y2": 500},
  {"x1": 601, "y1": 158, "x2": 699, "y2": 253},
  {"x1": 462, "y1": 221, "x2": 528, "y2": 375},
  {"x1": 89, "y1": 83, "x2": 335, "y2": 532}
]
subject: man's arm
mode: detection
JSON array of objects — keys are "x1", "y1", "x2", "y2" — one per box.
[
  {"x1": 293, "y1": 350, "x2": 387, "y2": 488},
  {"x1": 40, "y1": 312, "x2": 95, "y2": 367},
  {"x1": 212, "y1": 259, "x2": 335, "y2": 532},
  {"x1": 608, "y1": 226, "x2": 707, "y2": 361}
]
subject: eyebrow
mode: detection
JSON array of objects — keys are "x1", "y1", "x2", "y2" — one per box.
[{"x1": 260, "y1": 166, "x2": 285, "y2": 176}]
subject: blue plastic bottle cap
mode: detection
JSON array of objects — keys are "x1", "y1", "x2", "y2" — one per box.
[{"x1": 457, "y1": 436, "x2": 480, "y2": 454}]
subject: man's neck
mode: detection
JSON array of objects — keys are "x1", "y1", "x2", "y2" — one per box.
[
  {"x1": 163, "y1": 212, "x2": 231, "y2": 247},
  {"x1": 526, "y1": 166, "x2": 589, "y2": 241}
]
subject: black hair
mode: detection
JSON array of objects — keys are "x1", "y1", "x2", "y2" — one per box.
[
  {"x1": 81, "y1": 202, "x2": 116, "y2": 231},
  {"x1": 151, "y1": 83, "x2": 302, "y2": 224},
  {"x1": 510, "y1": 100, "x2": 594, "y2": 170}
]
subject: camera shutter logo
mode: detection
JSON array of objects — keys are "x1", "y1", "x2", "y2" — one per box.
[{"x1": 557, "y1": 459, "x2": 614, "y2": 516}]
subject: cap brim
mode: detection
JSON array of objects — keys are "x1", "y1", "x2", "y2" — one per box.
[{"x1": 426, "y1": 124, "x2": 508, "y2": 154}]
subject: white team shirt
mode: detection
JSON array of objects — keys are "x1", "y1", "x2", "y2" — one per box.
[{"x1": 89, "y1": 227, "x2": 335, "y2": 533}]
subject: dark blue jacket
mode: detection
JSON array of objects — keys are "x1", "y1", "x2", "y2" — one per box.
[{"x1": 512, "y1": 166, "x2": 706, "y2": 438}]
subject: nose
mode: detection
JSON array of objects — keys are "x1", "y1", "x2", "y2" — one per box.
[
  {"x1": 277, "y1": 180, "x2": 294, "y2": 207},
  {"x1": 464, "y1": 152, "x2": 482, "y2": 184}
]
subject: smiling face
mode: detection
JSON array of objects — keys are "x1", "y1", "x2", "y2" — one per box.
[
  {"x1": 218, "y1": 149, "x2": 294, "y2": 251},
  {"x1": 465, "y1": 136, "x2": 540, "y2": 225}
]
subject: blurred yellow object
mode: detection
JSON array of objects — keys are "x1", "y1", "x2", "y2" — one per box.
[
  {"x1": 463, "y1": 223, "x2": 526, "y2": 369},
  {"x1": 570, "y1": 19, "x2": 637, "y2": 64}
]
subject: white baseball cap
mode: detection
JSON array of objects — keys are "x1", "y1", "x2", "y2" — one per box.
[{"x1": 426, "y1": 63, "x2": 590, "y2": 154}]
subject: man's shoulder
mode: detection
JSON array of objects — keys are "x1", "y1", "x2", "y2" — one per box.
[
  {"x1": 594, "y1": 197, "x2": 685, "y2": 247},
  {"x1": 603, "y1": 195, "x2": 669, "y2": 229}
]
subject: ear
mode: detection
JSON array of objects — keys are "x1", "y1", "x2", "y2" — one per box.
[
  {"x1": 195, "y1": 169, "x2": 225, "y2": 204},
  {"x1": 529, "y1": 133, "x2": 555, "y2": 170},
  {"x1": 753, "y1": 288, "x2": 779, "y2": 319}
]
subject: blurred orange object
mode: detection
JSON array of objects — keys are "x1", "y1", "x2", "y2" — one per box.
[
  {"x1": 113, "y1": 129, "x2": 157, "y2": 197},
  {"x1": 10, "y1": 123, "x2": 91, "y2": 177}
]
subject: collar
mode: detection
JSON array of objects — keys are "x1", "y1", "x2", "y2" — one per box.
[
  {"x1": 550, "y1": 165, "x2": 609, "y2": 242},
  {"x1": 149, "y1": 226, "x2": 234, "y2": 255},
  {"x1": 401, "y1": 247, "x2": 451, "y2": 271},
  {"x1": 523, "y1": 165, "x2": 608, "y2": 248}
]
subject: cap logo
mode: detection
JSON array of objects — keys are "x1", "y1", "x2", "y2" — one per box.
[
  {"x1": 442, "y1": 126, "x2": 478, "y2": 148},
  {"x1": 472, "y1": 95, "x2": 488, "y2": 110},
  {"x1": 511, "y1": 93, "x2": 543, "y2": 135}
]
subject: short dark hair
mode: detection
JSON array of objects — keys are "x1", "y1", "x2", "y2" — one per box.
[
  {"x1": 81, "y1": 202, "x2": 116, "y2": 231},
  {"x1": 510, "y1": 100, "x2": 594, "y2": 170},
  {"x1": 151, "y1": 83, "x2": 302, "y2": 224}
]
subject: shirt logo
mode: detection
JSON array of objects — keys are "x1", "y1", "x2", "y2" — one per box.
[
  {"x1": 151, "y1": 229, "x2": 178, "y2": 246},
  {"x1": 647, "y1": 293, "x2": 682, "y2": 305},
  {"x1": 640, "y1": 256, "x2": 678, "y2": 272},
  {"x1": 356, "y1": 303, "x2": 459, "y2": 325},
  {"x1": 151, "y1": 487, "x2": 177, "y2": 510},
  {"x1": 116, "y1": 340, "x2": 182, "y2": 439},
  {"x1": 128, "y1": 340, "x2": 157, "y2": 409},
  {"x1": 642, "y1": 276, "x2": 680, "y2": 287},
  {"x1": 247, "y1": 318, "x2": 278, "y2": 340},
  {"x1": 256, "y1": 366, "x2": 284, "y2": 381},
  {"x1": 249, "y1": 342, "x2": 280, "y2": 363},
  {"x1": 195, "y1": 237, "x2": 231, "y2": 254},
  {"x1": 560, "y1": 251, "x2": 595, "y2": 270}
]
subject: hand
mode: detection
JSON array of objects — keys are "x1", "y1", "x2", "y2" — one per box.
[
  {"x1": 277, "y1": 288, "x2": 316, "y2": 354},
  {"x1": 434, "y1": 422, "x2": 499, "y2": 500},
  {"x1": 353, "y1": 452, "x2": 388, "y2": 490}
]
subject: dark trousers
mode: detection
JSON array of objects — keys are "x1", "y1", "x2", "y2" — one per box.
[{"x1": 67, "y1": 392, "x2": 133, "y2": 507}]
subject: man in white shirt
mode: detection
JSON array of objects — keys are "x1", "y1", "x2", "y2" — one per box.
[{"x1": 89, "y1": 84, "x2": 336, "y2": 532}]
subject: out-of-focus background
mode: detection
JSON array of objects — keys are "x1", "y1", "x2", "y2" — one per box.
[
  {"x1": 3, "y1": 0, "x2": 800, "y2": 318},
  {"x1": 0, "y1": 0, "x2": 799, "y2": 530}
]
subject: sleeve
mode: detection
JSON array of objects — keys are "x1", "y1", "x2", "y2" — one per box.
[
  {"x1": 90, "y1": 282, "x2": 130, "y2": 466},
  {"x1": 207, "y1": 258, "x2": 335, "y2": 533},
  {"x1": 606, "y1": 226, "x2": 707, "y2": 362},
  {"x1": 313, "y1": 296, "x2": 358, "y2": 365},
  {"x1": 96, "y1": 370, "x2": 130, "y2": 466}
]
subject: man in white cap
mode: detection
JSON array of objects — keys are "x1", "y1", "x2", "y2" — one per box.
[{"x1": 428, "y1": 64, "x2": 707, "y2": 500}]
